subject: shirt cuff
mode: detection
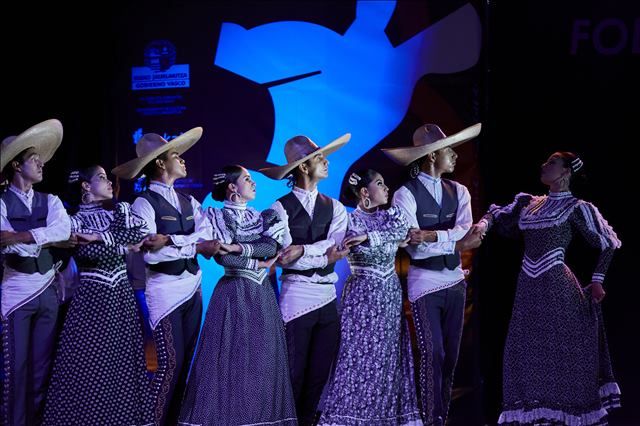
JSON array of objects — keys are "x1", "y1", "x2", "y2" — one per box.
[
  {"x1": 436, "y1": 230, "x2": 449, "y2": 242},
  {"x1": 180, "y1": 244, "x2": 197, "y2": 258},
  {"x1": 170, "y1": 234, "x2": 189, "y2": 247},
  {"x1": 30, "y1": 229, "x2": 47, "y2": 246}
]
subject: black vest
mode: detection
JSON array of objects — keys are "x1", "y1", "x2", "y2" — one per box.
[
  {"x1": 404, "y1": 178, "x2": 461, "y2": 270},
  {"x1": 1, "y1": 189, "x2": 54, "y2": 274},
  {"x1": 140, "y1": 190, "x2": 199, "y2": 275},
  {"x1": 279, "y1": 191, "x2": 335, "y2": 278}
]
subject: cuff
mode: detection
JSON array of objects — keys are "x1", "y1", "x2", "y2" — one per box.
[
  {"x1": 30, "y1": 229, "x2": 46, "y2": 246},
  {"x1": 436, "y1": 230, "x2": 448, "y2": 242},
  {"x1": 239, "y1": 243, "x2": 253, "y2": 258},
  {"x1": 591, "y1": 273, "x2": 605, "y2": 284},
  {"x1": 99, "y1": 231, "x2": 115, "y2": 247},
  {"x1": 180, "y1": 244, "x2": 197, "y2": 258}
]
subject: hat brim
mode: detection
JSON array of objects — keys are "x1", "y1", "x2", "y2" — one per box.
[
  {"x1": 1, "y1": 119, "x2": 63, "y2": 172},
  {"x1": 381, "y1": 123, "x2": 482, "y2": 166},
  {"x1": 259, "y1": 133, "x2": 351, "y2": 180},
  {"x1": 111, "y1": 127, "x2": 203, "y2": 180}
]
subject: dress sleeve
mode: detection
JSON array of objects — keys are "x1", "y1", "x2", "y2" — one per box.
[{"x1": 569, "y1": 201, "x2": 621, "y2": 285}]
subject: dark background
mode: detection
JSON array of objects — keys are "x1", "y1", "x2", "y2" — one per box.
[{"x1": 2, "y1": 1, "x2": 637, "y2": 424}]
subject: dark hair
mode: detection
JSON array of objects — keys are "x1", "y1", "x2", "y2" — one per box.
[
  {"x1": 65, "y1": 165, "x2": 102, "y2": 212},
  {"x1": 211, "y1": 165, "x2": 245, "y2": 202},
  {"x1": 555, "y1": 151, "x2": 587, "y2": 187},
  {"x1": 1, "y1": 148, "x2": 34, "y2": 182},
  {"x1": 343, "y1": 169, "x2": 380, "y2": 202},
  {"x1": 139, "y1": 151, "x2": 170, "y2": 189}
]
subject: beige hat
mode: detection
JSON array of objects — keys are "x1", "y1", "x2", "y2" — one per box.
[
  {"x1": 1, "y1": 119, "x2": 63, "y2": 172},
  {"x1": 112, "y1": 127, "x2": 203, "y2": 180},
  {"x1": 259, "y1": 133, "x2": 351, "y2": 180},
  {"x1": 382, "y1": 123, "x2": 481, "y2": 166}
]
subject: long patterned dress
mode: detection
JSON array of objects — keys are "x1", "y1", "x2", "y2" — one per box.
[
  {"x1": 484, "y1": 192, "x2": 621, "y2": 425},
  {"x1": 319, "y1": 206, "x2": 422, "y2": 426},
  {"x1": 43, "y1": 202, "x2": 151, "y2": 426},
  {"x1": 178, "y1": 201, "x2": 297, "y2": 426}
]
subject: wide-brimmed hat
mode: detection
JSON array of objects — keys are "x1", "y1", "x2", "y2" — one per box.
[
  {"x1": 1, "y1": 119, "x2": 63, "y2": 172},
  {"x1": 112, "y1": 127, "x2": 203, "y2": 180},
  {"x1": 382, "y1": 123, "x2": 481, "y2": 166},
  {"x1": 259, "y1": 133, "x2": 351, "y2": 180}
]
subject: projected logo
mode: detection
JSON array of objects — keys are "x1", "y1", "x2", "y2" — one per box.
[
  {"x1": 214, "y1": 0, "x2": 481, "y2": 202},
  {"x1": 132, "y1": 40, "x2": 190, "y2": 91}
]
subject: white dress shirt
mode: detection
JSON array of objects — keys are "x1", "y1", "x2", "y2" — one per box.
[
  {"x1": 1, "y1": 185, "x2": 71, "y2": 318},
  {"x1": 392, "y1": 173, "x2": 472, "y2": 302},
  {"x1": 131, "y1": 181, "x2": 213, "y2": 329},
  {"x1": 270, "y1": 186, "x2": 348, "y2": 322}
]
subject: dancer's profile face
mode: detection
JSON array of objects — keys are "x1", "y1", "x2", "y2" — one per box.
[
  {"x1": 85, "y1": 167, "x2": 113, "y2": 202},
  {"x1": 433, "y1": 147, "x2": 458, "y2": 174},
  {"x1": 230, "y1": 168, "x2": 256, "y2": 202},
  {"x1": 362, "y1": 172, "x2": 389, "y2": 208},
  {"x1": 540, "y1": 153, "x2": 569, "y2": 187}
]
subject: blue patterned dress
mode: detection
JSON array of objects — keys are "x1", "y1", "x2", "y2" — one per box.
[
  {"x1": 178, "y1": 202, "x2": 297, "y2": 426},
  {"x1": 319, "y1": 206, "x2": 422, "y2": 426},
  {"x1": 43, "y1": 202, "x2": 151, "y2": 426},
  {"x1": 484, "y1": 192, "x2": 621, "y2": 425}
]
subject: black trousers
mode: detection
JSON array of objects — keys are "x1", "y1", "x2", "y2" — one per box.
[
  {"x1": 2, "y1": 285, "x2": 59, "y2": 426},
  {"x1": 285, "y1": 300, "x2": 340, "y2": 426},
  {"x1": 411, "y1": 280, "x2": 466, "y2": 426},
  {"x1": 148, "y1": 291, "x2": 202, "y2": 426}
]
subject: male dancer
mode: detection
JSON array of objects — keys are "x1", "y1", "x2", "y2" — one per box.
[
  {"x1": 112, "y1": 128, "x2": 219, "y2": 425},
  {"x1": 383, "y1": 123, "x2": 482, "y2": 426},
  {"x1": 0, "y1": 119, "x2": 70, "y2": 425},
  {"x1": 260, "y1": 133, "x2": 351, "y2": 426}
]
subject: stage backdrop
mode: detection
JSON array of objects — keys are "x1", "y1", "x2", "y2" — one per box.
[{"x1": 111, "y1": 0, "x2": 484, "y2": 318}]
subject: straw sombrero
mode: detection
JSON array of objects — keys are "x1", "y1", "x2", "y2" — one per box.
[
  {"x1": 259, "y1": 133, "x2": 350, "y2": 180},
  {"x1": 112, "y1": 127, "x2": 203, "y2": 180},
  {"x1": 1, "y1": 119, "x2": 63, "y2": 172},
  {"x1": 382, "y1": 123, "x2": 481, "y2": 166}
]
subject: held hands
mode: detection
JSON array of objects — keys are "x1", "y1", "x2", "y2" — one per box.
[
  {"x1": 75, "y1": 232, "x2": 102, "y2": 245},
  {"x1": 586, "y1": 282, "x2": 606, "y2": 303},
  {"x1": 325, "y1": 244, "x2": 350, "y2": 265},
  {"x1": 455, "y1": 228, "x2": 483, "y2": 252},
  {"x1": 0, "y1": 230, "x2": 34, "y2": 247},
  {"x1": 277, "y1": 245, "x2": 304, "y2": 266},
  {"x1": 257, "y1": 256, "x2": 278, "y2": 269},
  {"x1": 142, "y1": 234, "x2": 170, "y2": 251},
  {"x1": 342, "y1": 234, "x2": 367, "y2": 249},
  {"x1": 196, "y1": 240, "x2": 222, "y2": 259},
  {"x1": 218, "y1": 242, "x2": 242, "y2": 255},
  {"x1": 398, "y1": 236, "x2": 411, "y2": 248},
  {"x1": 408, "y1": 228, "x2": 438, "y2": 245}
]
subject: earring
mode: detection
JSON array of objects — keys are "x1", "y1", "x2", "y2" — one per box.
[
  {"x1": 363, "y1": 197, "x2": 371, "y2": 209},
  {"x1": 230, "y1": 192, "x2": 241, "y2": 203},
  {"x1": 81, "y1": 191, "x2": 92, "y2": 204},
  {"x1": 409, "y1": 163, "x2": 420, "y2": 179}
]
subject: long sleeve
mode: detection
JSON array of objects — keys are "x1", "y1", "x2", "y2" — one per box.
[
  {"x1": 392, "y1": 186, "x2": 457, "y2": 259},
  {"x1": 236, "y1": 209, "x2": 285, "y2": 259},
  {"x1": 1, "y1": 195, "x2": 71, "y2": 256},
  {"x1": 215, "y1": 253, "x2": 258, "y2": 270},
  {"x1": 570, "y1": 201, "x2": 621, "y2": 285},
  {"x1": 29, "y1": 195, "x2": 71, "y2": 246},
  {"x1": 480, "y1": 193, "x2": 533, "y2": 239},
  {"x1": 132, "y1": 195, "x2": 212, "y2": 264},
  {"x1": 98, "y1": 202, "x2": 148, "y2": 248},
  {"x1": 355, "y1": 206, "x2": 410, "y2": 249}
]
